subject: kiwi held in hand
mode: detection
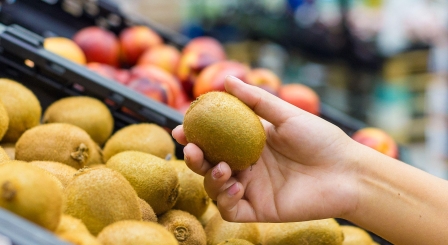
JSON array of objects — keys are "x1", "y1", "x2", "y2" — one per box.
[
  {"x1": 158, "y1": 209, "x2": 207, "y2": 245},
  {"x1": 15, "y1": 123, "x2": 96, "y2": 169},
  {"x1": 0, "y1": 160, "x2": 63, "y2": 231},
  {"x1": 43, "y1": 96, "x2": 114, "y2": 146},
  {"x1": 0, "y1": 78, "x2": 41, "y2": 143},
  {"x1": 183, "y1": 91, "x2": 266, "y2": 171}
]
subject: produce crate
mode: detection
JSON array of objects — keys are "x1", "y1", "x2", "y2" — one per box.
[{"x1": 0, "y1": 1, "x2": 396, "y2": 244}]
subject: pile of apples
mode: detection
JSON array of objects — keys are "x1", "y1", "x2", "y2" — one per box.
[{"x1": 50, "y1": 25, "x2": 320, "y2": 116}]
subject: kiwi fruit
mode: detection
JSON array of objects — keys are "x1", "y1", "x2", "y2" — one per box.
[
  {"x1": 170, "y1": 160, "x2": 210, "y2": 218},
  {"x1": 106, "y1": 150, "x2": 179, "y2": 215},
  {"x1": 217, "y1": 239, "x2": 255, "y2": 245},
  {"x1": 63, "y1": 167, "x2": 141, "y2": 235},
  {"x1": 0, "y1": 143, "x2": 15, "y2": 160},
  {"x1": 138, "y1": 197, "x2": 157, "y2": 222},
  {"x1": 85, "y1": 141, "x2": 104, "y2": 166},
  {"x1": 183, "y1": 91, "x2": 266, "y2": 171},
  {"x1": 205, "y1": 213, "x2": 261, "y2": 245},
  {"x1": 341, "y1": 225, "x2": 373, "y2": 245},
  {"x1": 199, "y1": 201, "x2": 219, "y2": 228},
  {"x1": 0, "y1": 100, "x2": 8, "y2": 141},
  {"x1": 43, "y1": 96, "x2": 114, "y2": 145},
  {"x1": 263, "y1": 219, "x2": 344, "y2": 245},
  {"x1": 0, "y1": 160, "x2": 63, "y2": 231},
  {"x1": 29, "y1": 161, "x2": 77, "y2": 188},
  {"x1": 158, "y1": 209, "x2": 207, "y2": 245},
  {"x1": 55, "y1": 214, "x2": 91, "y2": 235},
  {"x1": 97, "y1": 220, "x2": 178, "y2": 245},
  {"x1": 102, "y1": 123, "x2": 175, "y2": 162},
  {"x1": 57, "y1": 231, "x2": 102, "y2": 245},
  {"x1": 0, "y1": 146, "x2": 9, "y2": 163},
  {"x1": 0, "y1": 78, "x2": 42, "y2": 143},
  {"x1": 15, "y1": 123, "x2": 96, "y2": 169}
]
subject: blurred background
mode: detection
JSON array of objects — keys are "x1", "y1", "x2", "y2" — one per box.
[{"x1": 112, "y1": 0, "x2": 448, "y2": 178}]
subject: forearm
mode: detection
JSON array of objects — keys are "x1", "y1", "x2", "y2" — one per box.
[{"x1": 344, "y1": 142, "x2": 448, "y2": 245}]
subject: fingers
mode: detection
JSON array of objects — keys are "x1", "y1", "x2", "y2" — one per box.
[
  {"x1": 183, "y1": 143, "x2": 213, "y2": 176},
  {"x1": 225, "y1": 75, "x2": 302, "y2": 127},
  {"x1": 204, "y1": 162, "x2": 233, "y2": 200},
  {"x1": 172, "y1": 125, "x2": 187, "y2": 145}
]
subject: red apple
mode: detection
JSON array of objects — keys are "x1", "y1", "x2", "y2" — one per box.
[
  {"x1": 278, "y1": 83, "x2": 320, "y2": 115},
  {"x1": 137, "y1": 44, "x2": 181, "y2": 75},
  {"x1": 73, "y1": 26, "x2": 120, "y2": 67},
  {"x1": 176, "y1": 37, "x2": 227, "y2": 98},
  {"x1": 127, "y1": 77, "x2": 172, "y2": 106},
  {"x1": 352, "y1": 127, "x2": 399, "y2": 159},
  {"x1": 193, "y1": 60, "x2": 251, "y2": 98},
  {"x1": 129, "y1": 64, "x2": 182, "y2": 108},
  {"x1": 119, "y1": 26, "x2": 163, "y2": 66},
  {"x1": 246, "y1": 68, "x2": 282, "y2": 94},
  {"x1": 86, "y1": 62, "x2": 130, "y2": 85}
]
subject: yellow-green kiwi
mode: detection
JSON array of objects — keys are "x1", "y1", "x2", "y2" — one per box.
[
  {"x1": 63, "y1": 167, "x2": 141, "y2": 235},
  {"x1": 42, "y1": 96, "x2": 114, "y2": 146},
  {"x1": 0, "y1": 78, "x2": 41, "y2": 143},
  {"x1": 183, "y1": 91, "x2": 266, "y2": 171},
  {"x1": 102, "y1": 123, "x2": 175, "y2": 162},
  {"x1": 199, "y1": 201, "x2": 219, "y2": 228},
  {"x1": 0, "y1": 100, "x2": 8, "y2": 141},
  {"x1": 29, "y1": 161, "x2": 77, "y2": 188},
  {"x1": 0, "y1": 160, "x2": 63, "y2": 231},
  {"x1": 341, "y1": 225, "x2": 373, "y2": 245},
  {"x1": 138, "y1": 197, "x2": 157, "y2": 222},
  {"x1": 97, "y1": 220, "x2": 178, "y2": 245},
  {"x1": 205, "y1": 213, "x2": 261, "y2": 245},
  {"x1": 0, "y1": 143, "x2": 15, "y2": 160},
  {"x1": 217, "y1": 239, "x2": 255, "y2": 245},
  {"x1": 263, "y1": 219, "x2": 344, "y2": 245},
  {"x1": 0, "y1": 146, "x2": 9, "y2": 163},
  {"x1": 57, "y1": 231, "x2": 102, "y2": 245},
  {"x1": 55, "y1": 214, "x2": 91, "y2": 235},
  {"x1": 105, "y1": 150, "x2": 179, "y2": 215},
  {"x1": 170, "y1": 160, "x2": 210, "y2": 218},
  {"x1": 158, "y1": 209, "x2": 207, "y2": 245},
  {"x1": 15, "y1": 123, "x2": 96, "y2": 169}
]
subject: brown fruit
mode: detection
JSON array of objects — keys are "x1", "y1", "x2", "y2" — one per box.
[
  {"x1": 0, "y1": 143, "x2": 15, "y2": 160},
  {"x1": 0, "y1": 146, "x2": 9, "y2": 163},
  {"x1": 55, "y1": 214, "x2": 91, "y2": 235},
  {"x1": 15, "y1": 123, "x2": 96, "y2": 169},
  {"x1": 0, "y1": 100, "x2": 8, "y2": 141},
  {"x1": 340, "y1": 225, "x2": 373, "y2": 245},
  {"x1": 0, "y1": 78, "x2": 41, "y2": 143},
  {"x1": 205, "y1": 213, "x2": 261, "y2": 245},
  {"x1": 158, "y1": 209, "x2": 207, "y2": 245},
  {"x1": 199, "y1": 202, "x2": 219, "y2": 228},
  {"x1": 217, "y1": 239, "x2": 255, "y2": 245},
  {"x1": 29, "y1": 161, "x2": 77, "y2": 188},
  {"x1": 138, "y1": 197, "x2": 157, "y2": 222}
]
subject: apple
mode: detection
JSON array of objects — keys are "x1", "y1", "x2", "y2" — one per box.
[
  {"x1": 137, "y1": 44, "x2": 181, "y2": 75},
  {"x1": 86, "y1": 62, "x2": 130, "y2": 85},
  {"x1": 278, "y1": 83, "x2": 320, "y2": 115},
  {"x1": 119, "y1": 26, "x2": 163, "y2": 66},
  {"x1": 43, "y1": 37, "x2": 86, "y2": 65},
  {"x1": 129, "y1": 64, "x2": 182, "y2": 108},
  {"x1": 72, "y1": 26, "x2": 120, "y2": 67},
  {"x1": 193, "y1": 60, "x2": 251, "y2": 98},
  {"x1": 352, "y1": 127, "x2": 399, "y2": 159},
  {"x1": 127, "y1": 77, "x2": 172, "y2": 107},
  {"x1": 246, "y1": 68, "x2": 282, "y2": 94},
  {"x1": 176, "y1": 36, "x2": 227, "y2": 98}
]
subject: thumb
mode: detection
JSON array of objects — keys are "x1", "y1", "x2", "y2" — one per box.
[{"x1": 224, "y1": 75, "x2": 302, "y2": 127}]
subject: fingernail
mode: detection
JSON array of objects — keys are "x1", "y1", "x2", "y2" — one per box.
[
  {"x1": 227, "y1": 183, "x2": 240, "y2": 196},
  {"x1": 211, "y1": 163, "x2": 223, "y2": 179},
  {"x1": 226, "y1": 75, "x2": 241, "y2": 83}
]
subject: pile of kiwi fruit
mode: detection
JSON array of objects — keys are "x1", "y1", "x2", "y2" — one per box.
[{"x1": 0, "y1": 77, "x2": 380, "y2": 245}]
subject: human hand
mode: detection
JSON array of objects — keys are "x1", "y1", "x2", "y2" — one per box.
[{"x1": 172, "y1": 76, "x2": 361, "y2": 223}]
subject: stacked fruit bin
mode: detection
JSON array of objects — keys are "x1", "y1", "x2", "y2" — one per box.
[{"x1": 0, "y1": 0, "x2": 396, "y2": 244}]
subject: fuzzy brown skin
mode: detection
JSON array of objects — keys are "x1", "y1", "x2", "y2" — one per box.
[
  {"x1": 183, "y1": 91, "x2": 266, "y2": 171},
  {"x1": 15, "y1": 123, "x2": 95, "y2": 169},
  {"x1": 42, "y1": 96, "x2": 114, "y2": 146},
  {"x1": 97, "y1": 220, "x2": 178, "y2": 245},
  {"x1": 263, "y1": 219, "x2": 344, "y2": 245},
  {"x1": 102, "y1": 123, "x2": 175, "y2": 162},
  {"x1": 158, "y1": 209, "x2": 206, "y2": 245},
  {"x1": 340, "y1": 226, "x2": 373, "y2": 245},
  {"x1": 63, "y1": 167, "x2": 141, "y2": 236},
  {"x1": 171, "y1": 160, "x2": 210, "y2": 219},
  {"x1": 0, "y1": 78, "x2": 41, "y2": 143},
  {"x1": 205, "y1": 213, "x2": 261, "y2": 245},
  {"x1": 138, "y1": 197, "x2": 157, "y2": 222},
  {"x1": 0, "y1": 100, "x2": 8, "y2": 142},
  {"x1": 217, "y1": 239, "x2": 255, "y2": 245},
  {"x1": 0, "y1": 160, "x2": 63, "y2": 231},
  {"x1": 106, "y1": 150, "x2": 179, "y2": 215},
  {"x1": 30, "y1": 161, "x2": 77, "y2": 188},
  {"x1": 0, "y1": 146, "x2": 9, "y2": 163}
]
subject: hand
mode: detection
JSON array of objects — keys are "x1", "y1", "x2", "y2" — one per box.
[{"x1": 172, "y1": 76, "x2": 360, "y2": 223}]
